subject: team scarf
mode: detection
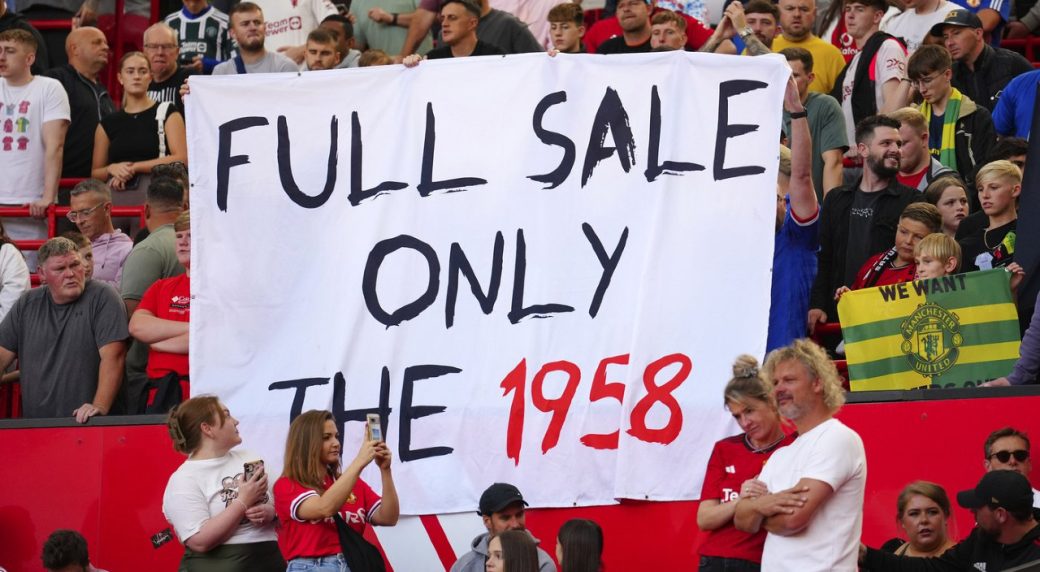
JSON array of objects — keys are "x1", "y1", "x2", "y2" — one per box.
[
  {"x1": 860, "y1": 246, "x2": 901, "y2": 289},
  {"x1": 920, "y1": 88, "x2": 963, "y2": 173}
]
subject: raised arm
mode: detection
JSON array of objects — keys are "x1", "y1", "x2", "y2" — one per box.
[
  {"x1": 295, "y1": 439, "x2": 381, "y2": 520},
  {"x1": 398, "y1": 6, "x2": 436, "y2": 58},
  {"x1": 784, "y1": 76, "x2": 818, "y2": 220},
  {"x1": 369, "y1": 446, "x2": 400, "y2": 526}
]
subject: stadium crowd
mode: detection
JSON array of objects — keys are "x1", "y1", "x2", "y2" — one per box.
[{"x1": 2, "y1": 0, "x2": 1040, "y2": 568}]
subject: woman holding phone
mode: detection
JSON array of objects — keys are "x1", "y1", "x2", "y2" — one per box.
[
  {"x1": 274, "y1": 410, "x2": 400, "y2": 571},
  {"x1": 162, "y1": 395, "x2": 284, "y2": 571}
]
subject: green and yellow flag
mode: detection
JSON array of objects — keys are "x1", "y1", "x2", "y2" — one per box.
[{"x1": 837, "y1": 270, "x2": 1021, "y2": 391}]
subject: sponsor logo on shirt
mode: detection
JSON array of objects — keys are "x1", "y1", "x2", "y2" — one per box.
[
  {"x1": 182, "y1": 41, "x2": 209, "y2": 54},
  {"x1": 722, "y1": 488, "x2": 739, "y2": 502},
  {"x1": 267, "y1": 16, "x2": 303, "y2": 36}
]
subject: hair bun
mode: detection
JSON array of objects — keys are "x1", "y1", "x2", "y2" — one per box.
[{"x1": 732, "y1": 354, "x2": 760, "y2": 379}]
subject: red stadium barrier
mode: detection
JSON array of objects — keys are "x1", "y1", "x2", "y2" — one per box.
[
  {"x1": 1, "y1": 388, "x2": 1038, "y2": 571},
  {"x1": 1002, "y1": 37, "x2": 1040, "y2": 63},
  {"x1": 28, "y1": 19, "x2": 72, "y2": 31}
]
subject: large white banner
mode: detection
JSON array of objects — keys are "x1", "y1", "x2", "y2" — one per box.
[{"x1": 187, "y1": 52, "x2": 788, "y2": 515}]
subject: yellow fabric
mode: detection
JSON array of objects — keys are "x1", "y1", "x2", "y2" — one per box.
[{"x1": 772, "y1": 35, "x2": 846, "y2": 94}]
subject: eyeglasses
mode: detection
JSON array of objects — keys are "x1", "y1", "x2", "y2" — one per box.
[
  {"x1": 144, "y1": 43, "x2": 178, "y2": 52},
  {"x1": 66, "y1": 202, "x2": 108, "y2": 222},
  {"x1": 910, "y1": 74, "x2": 942, "y2": 89},
  {"x1": 989, "y1": 449, "x2": 1030, "y2": 463}
]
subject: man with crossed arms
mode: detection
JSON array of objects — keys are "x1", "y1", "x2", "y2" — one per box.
[{"x1": 735, "y1": 338, "x2": 866, "y2": 570}]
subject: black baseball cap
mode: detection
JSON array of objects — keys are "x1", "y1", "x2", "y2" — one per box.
[
  {"x1": 956, "y1": 470, "x2": 1034, "y2": 513},
  {"x1": 478, "y1": 483, "x2": 528, "y2": 516},
  {"x1": 930, "y1": 9, "x2": 984, "y2": 37}
]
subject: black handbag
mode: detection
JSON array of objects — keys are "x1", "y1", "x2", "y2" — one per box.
[{"x1": 332, "y1": 513, "x2": 386, "y2": 572}]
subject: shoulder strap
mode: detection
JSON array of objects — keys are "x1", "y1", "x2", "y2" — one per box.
[
  {"x1": 156, "y1": 101, "x2": 173, "y2": 156},
  {"x1": 234, "y1": 54, "x2": 247, "y2": 74}
]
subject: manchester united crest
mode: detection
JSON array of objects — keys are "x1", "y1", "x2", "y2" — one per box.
[{"x1": 900, "y1": 303, "x2": 963, "y2": 377}]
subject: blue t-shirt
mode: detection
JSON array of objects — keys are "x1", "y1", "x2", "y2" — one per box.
[
  {"x1": 767, "y1": 198, "x2": 820, "y2": 353},
  {"x1": 992, "y1": 69, "x2": 1039, "y2": 139}
]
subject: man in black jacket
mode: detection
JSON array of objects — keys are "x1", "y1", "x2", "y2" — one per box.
[
  {"x1": 861, "y1": 471, "x2": 1040, "y2": 571},
  {"x1": 43, "y1": 27, "x2": 115, "y2": 180},
  {"x1": 935, "y1": 10, "x2": 1033, "y2": 112},
  {"x1": 807, "y1": 115, "x2": 924, "y2": 333}
]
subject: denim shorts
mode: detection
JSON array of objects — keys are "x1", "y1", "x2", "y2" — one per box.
[{"x1": 287, "y1": 554, "x2": 350, "y2": 572}]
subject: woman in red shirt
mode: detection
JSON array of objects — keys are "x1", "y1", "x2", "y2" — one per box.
[
  {"x1": 696, "y1": 355, "x2": 795, "y2": 571},
  {"x1": 273, "y1": 410, "x2": 400, "y2": 571}
]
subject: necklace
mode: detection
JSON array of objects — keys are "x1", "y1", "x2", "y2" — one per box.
[{"x1": 745, "y1": 431, "x2": 786, "y2": 453}]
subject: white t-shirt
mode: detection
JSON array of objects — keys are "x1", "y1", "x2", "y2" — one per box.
[
  {"x1": 758, "y1": 418, "x2": 867, "y2": 572},
  {"x1": 882, "y1": 0, "x2": 956, "y2": 54},
  {"x1": 162, "y1": 449, "x2": 278, "y2": 545},
  {"x1": 255, "y1": 0, "x2": 338, "y2": 52},
  {"x1": 1033, "y1": 487, "x2": 1040, "y2": 508},
  {"x1": 840, "y1": 37, "x2": 907, "y2": 146},
  {"x1": 0, "y1": 75, "x2": 70, "y2": 204}
]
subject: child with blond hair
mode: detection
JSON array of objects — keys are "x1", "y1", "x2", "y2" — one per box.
[{"x1": 914, "y1": 233, "x2": 961, "y2": 280}]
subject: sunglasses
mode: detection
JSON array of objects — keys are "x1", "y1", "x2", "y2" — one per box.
[{"x1": 989, "y1": 449, "x2": 1030, "y2": 463}]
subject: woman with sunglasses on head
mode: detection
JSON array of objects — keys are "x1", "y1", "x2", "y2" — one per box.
[{"x1": 274, "y1": 410, "x2": 399, "y2": 571}]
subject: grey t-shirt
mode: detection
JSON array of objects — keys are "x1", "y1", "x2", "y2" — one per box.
[
  {"x1": 212, "y1": 51, "x2": 299, "y2": 75},
  {"x1": 845, "y1": 189, "x2": 884, "y2": 285},
  {"x1": 475, "y1": 9, "x2": 543, "y2": 54},
  {"x1": 120, "y1": 224, "x2": 185, "y2": 395},
  {"x1": 0, "y1": 281, "x2": 128, "y2": 418},
  {"x1": 783, "y1": 92, "x2": 849, "y2": 201}
]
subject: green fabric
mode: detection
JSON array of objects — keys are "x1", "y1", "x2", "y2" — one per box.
[
  {"x1": 180, "y1": 541, "x2": 286, "y2": 572},
  {"x1": 920, "y1": 87, "x2": 963, "y2": 173}
]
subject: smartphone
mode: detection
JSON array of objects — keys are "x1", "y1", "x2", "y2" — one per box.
[
  {"x1": 243, "y1": 459, "x2": 264, "y2": 481},
  {"x1": 366, "y1": 413, "x2": 383, "y2": 442}
]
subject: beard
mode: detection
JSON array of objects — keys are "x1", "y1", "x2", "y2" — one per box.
[{"x1": 867, "y1": 153, "x2": 900, "y2": 179}]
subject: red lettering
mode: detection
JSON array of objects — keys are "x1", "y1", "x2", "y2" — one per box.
[
  {"x1": 627, "y1": 353, "x2": 691, "y2": 444},
  {"x1": 580, "y1": 354, "x2": 629, "y2": 450},
  {"x1": 531, "y1": 361, "x2": 580, "y2": 454},
  {"x1": 500, "y1": 359, "x2": 527, "y2": 466}
]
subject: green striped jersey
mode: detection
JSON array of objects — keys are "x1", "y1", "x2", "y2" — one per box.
[{"x1": 164, "y1": 5, "x2": 233, "y2": 62}]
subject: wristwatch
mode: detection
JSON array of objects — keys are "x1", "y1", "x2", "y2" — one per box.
[{"x1": 739, "y1": 26, "x2": 754, "y2": 40}]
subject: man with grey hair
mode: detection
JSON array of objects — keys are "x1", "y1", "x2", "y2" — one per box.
[
  {"x1": 0, "y1": 237, "x2": 128, "y2": 422},
  {"x1": 144, "y1": 23, "x2": 190, "y2": 111},
  {"x1": 734, "y1": 338, "x2": 866, "y2": 571},
  {"x1": 68, "y1": 180, "x2": 133, "y2": 288}
]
